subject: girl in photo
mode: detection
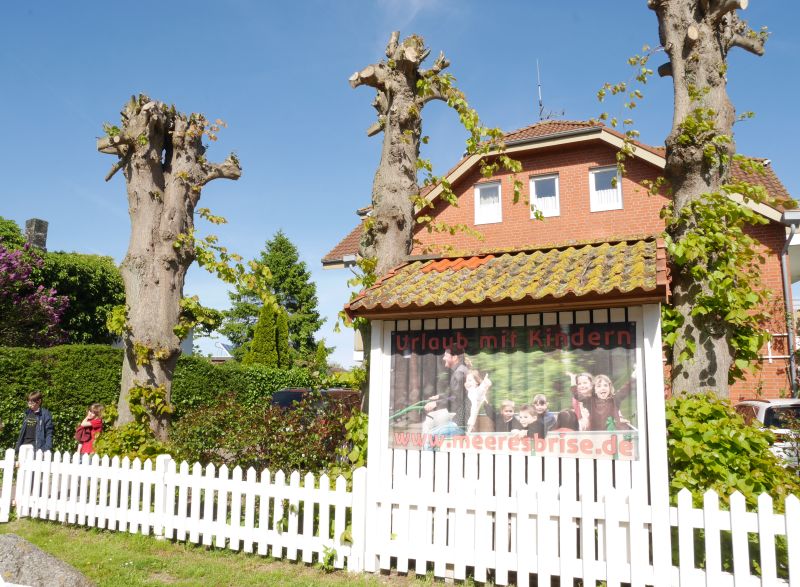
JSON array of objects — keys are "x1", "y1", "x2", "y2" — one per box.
[{"x1": 588, "y1": 374, "x2": 632, "y2": 431}]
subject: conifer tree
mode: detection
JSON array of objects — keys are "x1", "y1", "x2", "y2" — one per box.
[
  {"x1": 276, "y1": 307, "x2": 290, "y2": 369},
  {"x1": 243, "y1": 302, "x2": 278, "y2": 367},
  {"x1": 221, "y1": 230, "x2": 323, "y2": 359}
]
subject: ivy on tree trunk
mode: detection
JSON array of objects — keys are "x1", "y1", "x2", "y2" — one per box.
[
  {"x1": 650, "y1": 0, "x2": 768, "y2": 397},
  {"x1": 98, "y1": 95, "x2": 241, "y2": 440}
]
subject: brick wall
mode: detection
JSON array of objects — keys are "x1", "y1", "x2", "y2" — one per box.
[
  {"x1": 413, "y1": 140, "x2": 668, "y2": 253},
  {"x1": 413, "y1": 139, "x2": 793, "y2": 399}
]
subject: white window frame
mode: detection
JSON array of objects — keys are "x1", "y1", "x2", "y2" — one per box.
[
  {"x1": 474, "y1": 181, "x2": 502, "y2": 225},
  {"x1": 529, "y1": 173, "x2": 560, "y2": 218},
  {"x1": 589, "y1": 166, "x2": 623, "y2": 212}
]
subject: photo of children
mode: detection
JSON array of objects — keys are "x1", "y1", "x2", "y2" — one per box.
[{"x1": 389, "y1": 321, "x2": 639, "y2": 460}]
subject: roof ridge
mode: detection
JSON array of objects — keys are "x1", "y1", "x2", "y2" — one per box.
[{"x1": 501, "y1": 119, "x2": 599, "y2": 138}]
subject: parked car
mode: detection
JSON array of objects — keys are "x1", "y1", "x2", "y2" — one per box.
[
  {"x1": 734, "y1": 399, "x2": 800, "y2": 467},
  {"x1": 270, "y1": 388, "x2": 360, "y2": 413}
]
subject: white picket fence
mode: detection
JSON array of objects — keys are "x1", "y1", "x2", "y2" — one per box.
[
  {"x1": 12, "y1": 447, "x2": 366, "y2": 571},
  {"x1": 0, "y1": 449, "x2": 14, "y2": 523},
  {"x1": 4, "y1": 447, "x2": 800, "y2": 586}
]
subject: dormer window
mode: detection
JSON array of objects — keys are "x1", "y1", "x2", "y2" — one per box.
[
  {"x1": 474, "y1": 182, "x2": 502, "y2": 225},
  {"x1": 589, "y1": 166, "x2": 623, "y2": 212},
  {"x1": 530, "y1": 174, "x2": 560, "y2": 218}
]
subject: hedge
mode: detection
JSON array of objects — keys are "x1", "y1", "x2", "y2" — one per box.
[{"x1": 0, "y1": 345, "x2": 319, "y2": 453}]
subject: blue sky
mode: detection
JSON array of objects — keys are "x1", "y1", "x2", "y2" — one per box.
[{"x1": 2, "y1": 1, "x2": 798, "y2": 367}]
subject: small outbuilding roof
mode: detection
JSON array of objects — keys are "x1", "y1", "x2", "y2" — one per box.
[{"x1": 346, "y1": 238, "x2": 668, "y2": 318}]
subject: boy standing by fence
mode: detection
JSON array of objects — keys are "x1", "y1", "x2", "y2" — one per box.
[{"x1": 14, "y1": 391, "x2": 53, "y2": 453}]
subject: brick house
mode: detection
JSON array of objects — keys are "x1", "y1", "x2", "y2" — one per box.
[{"x1": 324, "y1": 120, "x2": 798, "y2": 399}]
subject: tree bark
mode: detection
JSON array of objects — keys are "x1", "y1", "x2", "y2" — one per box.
[
  {"x1": 651, "y1": 0, "x2": 765, "y2": 396},
  {"x1": 350, "y1": 33, "x2": 450, "y2": 277},
  {"x1": 99, "y1": 96, "x2": 241, "y2": 439}
]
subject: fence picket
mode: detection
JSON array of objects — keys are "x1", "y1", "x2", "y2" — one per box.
[
  {"x1": 57, "y1": 451, "x2": 72, "y2": 523},
  {"x1": 537, "y1": 486, "x2": 555, "y2": 585},
  {"x1": 559, "y1": 485, "x2": 577, "y2": 585},
  {"x1": 175, "y1": 461, "x2": 189, "y2": 542},
  {"x1": 676, "y1": 489, "x2": 694, "y2": 586},
  {"x1": 94, "y1": 454, "x2": 108, "y2": 528},
  {"x1": 494, "y1": 453, "x2": 511, "y2": 586},
  {"x1": 0, "y1": 449, "x2": 14, "y2": 523},
  {"x1": 332, "y1": 475, "x2": 348, "y2": 569},
  {"x1": 786, "y1": 495, "x2": 799, "y2": 587},
  {"x1": 189, "y1": 462, "x2": 203, "y2": 544},
  {"x1": 350, "y1": 468, "x2": 368, "y2": 573},
  {"x1": 581, "y1": 486, "x2": 599, "y2": 586},
  {"x1": 244, "y1": 467, "x2": 258, "y2": 554},
  {"x1": 515, "y1": 483, "x2": 534, "y2": 586},
  {"x1": 256, "y1": 468, "x2": 270, "y2": 556},
  {"x1": 129, "y1": 458, "x2": 142, "y2": 534},
  {"x1": 272, "y1": 470, "x2": 285, "y2": 558},
  {"x1": 119, "y1": 457, "x2": 131, "y2": 532},
  {"x1": 141, "y1": 458, "x2": 153, "y2": 536},
  {"x1": 163, "y1": 458, "x2": 177, "y2": 540},
  {"x1": 200, "y1": 463, "x2": 215, "y2": 546},
  {"x1": 413, "y1": 450, "x2": 433, "y2": 575},
  {"x1": 317, "y1": 473, "x2": 330, "y2": 555},
  {"x1": 86, "y1": 454, "x2": 100, "y2": 527},
  {"x1": 36, "y1": 450, "x2": 53, "y2": 520},
  {"x1": 77, "y1": 453, "x2": 92, "y2": 526},
  {"x1": 604, "y1": 489, "x2": 623, "y2": 587},
  {"x1": 107, "y1": 456, "x2": 121, "y2": 530},
  {"x1": 286, "y1": 470, "x2": 301, "y2": 560},
  {"x1": 627, "y1": 489, "x2": 648, "y2": 586},
  {"x1": 757, "y1": 493, "x2": 777, "y2": 585},
  {"x1": 230, "y1": 466, "x2": 244, "y2": 551},
  {"x1": 703, "y1": 490, "x2": 723, "y2": 586},
  {"x1": 301, "y1": 472, "x2": 315, "y2": 563},
  {"x1": 396, "y1": 451, "x2": 412, "y2": 574},
  {"x1": 729, "y1": 492, "x2": 749, "y2": 585}
]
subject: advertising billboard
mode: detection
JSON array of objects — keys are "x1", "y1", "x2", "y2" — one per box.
[{"x1": 389, "y1": 322, "x2": 639, "y2": 459}]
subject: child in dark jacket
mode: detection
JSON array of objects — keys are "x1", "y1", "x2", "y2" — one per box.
[{"x1": 15, "y1": 391, "x2": 54, "y2": 453}]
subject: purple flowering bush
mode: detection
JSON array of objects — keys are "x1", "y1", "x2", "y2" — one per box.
[{"x1": 0, "y1": 243, "x2": 69, "y2": 346}]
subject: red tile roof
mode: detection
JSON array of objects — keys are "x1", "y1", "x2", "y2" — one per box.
[
  {"x1": 323, "y1": 120, "x2": 795, "y2": 265},
  {"x1": 322, "y1": 221, "x2": 364, "y2": 265},
  {"x1": 346, "y1": 238, "x2": 668, "y2": 318}
]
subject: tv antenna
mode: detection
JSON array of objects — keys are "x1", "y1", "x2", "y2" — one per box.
[{"x1": 536, "y1": 60, "x2": 564, "y2": 121}]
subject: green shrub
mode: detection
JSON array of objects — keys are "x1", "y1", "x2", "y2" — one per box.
[
  {"x1": 170, "y1": 392, "x2": 350, "y2": 473},
  {"x1": 0, "y1": 345, "x2": 123, "y2": 453},
  {"x1": 666, "y1": 392, "x2": 800, "y2": 511},
  {"x1": 0, "y1": 345, "x2": 323, "y2": 453}
]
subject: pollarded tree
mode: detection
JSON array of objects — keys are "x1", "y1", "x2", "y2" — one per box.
[
  {"x1": 349, "y1": 32, "x2": 442, "y2": 276},
  {"x1": 350, "y1": 32, "x2": 522, "y2": 279},
  {"x1": 98, "y1": 95, "x2": 241, "y2": 439},
  {"x1": 649, "y1": 0, "x2": 769, "y2": 396}
]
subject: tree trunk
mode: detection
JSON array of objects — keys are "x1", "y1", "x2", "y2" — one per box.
[
  {"x1": 99, "y1": 96, "x2": 241, "y2": 439},
  {"x1": 350, "y1": 32, "x2": 451, "y2": 277},
  {"x1": 651, "y1": 0, "x2": 765, "y2": 396}
]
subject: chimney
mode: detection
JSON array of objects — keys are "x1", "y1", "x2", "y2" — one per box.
[{"x1": 25, "y1": 218, "x2": 48, "y2": 251}]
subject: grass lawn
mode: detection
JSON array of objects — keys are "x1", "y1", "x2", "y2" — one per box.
[{"x1": 0, "y1": 518, "x2": 428, "y2": 587}]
